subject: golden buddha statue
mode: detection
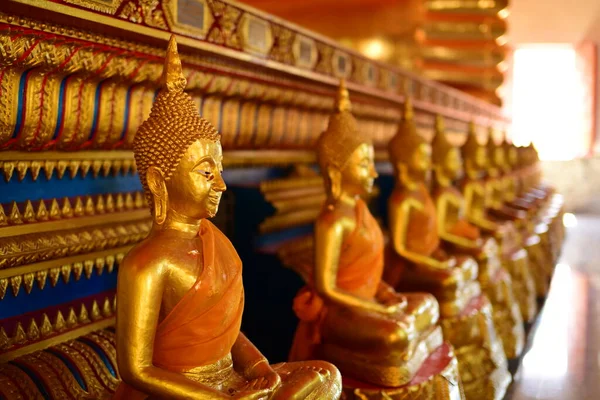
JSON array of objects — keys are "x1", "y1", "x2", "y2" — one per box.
[
  {"x1": 433, "y1": 121, "x2": 524, "y2": 359},
  {"x1": 482, "y1": 132, "x2": 538, "y2": 319},
  {"x1": 113, "y1": 36, "x2": 342, "y2": 400},
  {"x1": 384, "y1": 108, "x2": 510, "y2": 400},
  {"x1": 488, "y1": 135, "x2": 553, "y2": 298},
  {"x1": 290, "y1": 81, "x2": 463, "y2": 399}
]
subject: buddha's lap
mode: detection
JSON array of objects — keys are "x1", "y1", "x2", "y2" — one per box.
[{"x1": 322, "y1": 294, "x2": 438, "y2": 351}]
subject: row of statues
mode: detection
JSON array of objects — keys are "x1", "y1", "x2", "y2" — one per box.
[{"x1": 113, "y1": 37, "x2": 563, "y2": 400}]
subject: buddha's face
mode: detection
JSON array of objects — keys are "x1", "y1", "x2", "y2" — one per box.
[
  {"x1": 443, "y1": 148, "x2": 463, "y2": 180},
  {"x1": 474, "y1": 146, "x2": 487, "y2": 170},
  {"x1": 508, "y1": 147, "x2": 518, "y2": 166},
  {"x1": 410, "y1": 143, "x2": 432, "y2": 177},
  {"x1": 341, "y1": 143, "x2": 378, "y2": 195},
  {"x1": 493, "y1": 147, "x2": 505, "y2": 168},
  {"x1": 165, "y1": 139, "x2": 226, "y2": 219}
]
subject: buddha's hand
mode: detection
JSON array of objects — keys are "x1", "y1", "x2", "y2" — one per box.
[
  {"x1": 230, "y1": 389, "x2": 271, "y2": 400},
  {"x1": 243, "y1": 360, "x2": 281, "y2": 393}
]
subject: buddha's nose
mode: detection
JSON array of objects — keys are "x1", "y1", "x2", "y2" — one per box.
[{"x1": 214, "y1": 173, "x2": 227, "y2": 192}]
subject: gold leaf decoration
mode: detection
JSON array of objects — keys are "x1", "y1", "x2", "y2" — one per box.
[
  {"x1": 66, "y1": 308, "x2": 78, "y2": 328},
  {"x1": 23, "y1": 200, "x2": 36, "y2": 223},
  {"x1": 54, "y1": 311, "x2": 67, "y2": 332},
  {"x1": 30, "y1": 161, "x2": 42, "y2": 181},
  {"x1": 35, "y1": 270, "x2": 48, "y2": 290},
  {"x1": 9, "y1": 202, "x2": 23, "y2": 224},
  {"x1": 16, "y1": 161, "x2": 29, "y2": 181},
  {"x1": 22, "y1": 272, "x2": 35, "y2": 294},
  {"x1": 26, "y1": 319, "x2": 40, "y2": 341},
  {"x1": 3, "y1": 161, "x2": 15, "y2": 182},
  {"x1": 13, "y1": 323, "x2": 27, "y2": 345},
  {"x1": 91, "y1": 301, "x2": 102, "y2": 321},
  {"x1": 0, "y1": 279, "x2": 7, "y2": 300},
  {"x1": 40, "y1": 314, "x2": 53, "y2": 337},
  {"x1": 10, "y1": 275, "x2": 22, "y2": 297},
  {"x1": 36, "y1": 200, "x2": 49, "y2": 221},
  {"x1": 79, "y1": 304, "x2": 90, "y2": 324},
  {"x1": 0, "y1": 327, "x2": 11, "y2": 350}
]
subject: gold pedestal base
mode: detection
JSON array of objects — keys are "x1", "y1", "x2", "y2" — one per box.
[
  {"x1": 440, "y1": 295, "x2": 510, "y2": 400},
  {"x1": 503, "y1": 248, "x2": 537, "y2": 323},
  {"x1": 480, "y1": 260, "x2": 525, "y2": 359},
  {"x1": 340, "y1": 343, "x2": 465, "y2": 400}
]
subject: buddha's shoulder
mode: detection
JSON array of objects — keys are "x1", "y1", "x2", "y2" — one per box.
[
  {"x1": 316, "y1": 204, "x2": 355, "y2": 231},
  {"x1": 120, "y1": 235, "x2": 189, "y2": 272}
]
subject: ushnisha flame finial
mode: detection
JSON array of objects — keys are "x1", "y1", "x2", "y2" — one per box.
[
  {"x1": 432, "y1": 114, "x2": 454, "y2": 164},
  {"x1": 404, "y1": 97, "x2": 414, "y2": 121},
  {"x1": 161, "y1": 35, "x2": 187, "y2": 93},
  {"x1": 335, "y1": 79, "x2": 352, "y2": 113}
]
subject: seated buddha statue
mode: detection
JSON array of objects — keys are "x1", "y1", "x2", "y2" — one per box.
[
  {"x1": 441, "y1": 122, "x2": 525, "y2": 359},
  {"x1": 482, "y1": 133, "x2": 538, "y2": 319},
  {"x1": 113, "y1": 36, "x2": 342, "y2": 400},
  {"x1": 488, "y1": 135, "x2": 553, "y2": 298},
  {"x1": 290, "y1": 81, "x2": 463, "y2": 398},
  {"x1": 384, "y1": 108, "x2": 510, "y2": 399}
]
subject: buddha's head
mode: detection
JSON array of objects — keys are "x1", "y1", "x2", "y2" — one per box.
[
  {"x1": 432, "y1": 115, "x2": 463, "y2": 181},
  {"x1": 487, "y1": 129, "x2": 505, "y2": 176},
  {"x1": 317, "y1": 80, "x2": 377, "y2": 202},
  {"x1": 134, "y1": 36, "x2": 226, "y2": 224},
  {"x1": 461, "y1": 122, "x2": 487, "y2": 176},
  {"x1": 388, "y1": 98, "x2": 431, "y2": 183}
]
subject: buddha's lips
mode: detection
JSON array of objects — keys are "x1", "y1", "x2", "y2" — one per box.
[{"x1": 208, "y1": 193, "x2": 221, "y2": 205}]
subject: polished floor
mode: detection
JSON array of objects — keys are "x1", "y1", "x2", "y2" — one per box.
[{"x1": 507, "y1": 214, "x2": 600, "y2": 400}]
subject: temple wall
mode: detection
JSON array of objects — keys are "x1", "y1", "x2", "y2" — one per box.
[{"x1": 542, "y1": 157, "x2": 600, "y2": 213}]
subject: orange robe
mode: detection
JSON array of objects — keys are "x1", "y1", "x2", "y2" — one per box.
[
  {"x1": 289, "y1": 199, "x2": 384, "y2": 361},
  {"x1": 113, "y1": 220, "x2": 244, "y2": 399}
]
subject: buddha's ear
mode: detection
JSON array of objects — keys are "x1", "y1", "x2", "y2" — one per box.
[
  {"x1": 147, "y1": 166, "x2": 168, "y2": 225},
  {"x1": 326, "y1": 165, "x2": 342, "y2": 202}
]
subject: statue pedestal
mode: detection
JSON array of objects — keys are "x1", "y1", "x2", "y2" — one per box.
[{"x1": 341, "y1": 343, "x2": 464, "y2": 400}]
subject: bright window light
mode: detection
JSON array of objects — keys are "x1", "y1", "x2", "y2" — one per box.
[
  {"x1": 563, "y1": 212, "x2": 577, "y2": 228},
  {"x1": 511, "y1": 45, "x2": 588, "y2": 161}
]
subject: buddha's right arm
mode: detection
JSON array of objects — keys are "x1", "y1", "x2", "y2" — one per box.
[
  {"x1": 116, "y1": 260, "x2": 230, "y2": 400},
  {"x1": 436, "y1": 194, "x2": 480, "y2": 249},
  {"x1": 465, "y1": 185, "x2": 498, "y2": 231},
  {"x1": 313, "y1": 217, "x2": 389, "y2": 314},
  {"x1": 389, "y1": 199, "x2": 449, "y2": 270}
]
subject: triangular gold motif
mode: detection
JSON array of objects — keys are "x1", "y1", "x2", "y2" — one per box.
[
  {"x1": 102, "y1": 297, "x2": 112, "y2": 317},
  {"x1": 0, "y1": 205, "x2": 7, "y2": 226},
  {"x1": 122, "y1": 159, "x2": 133, "y2": 175},
  {"x1": 134, "y1": 192, "x2": 145, "y2": 208},
  {"x1": 68, "y1": 160, "x2": 80, "y2": 179},
  {"x1": 9, "y1": 202, "x2": 23, "y2": 224},
  {"x1": 49, "y1": 267, "x2": 61, "y2": 286},
  {"x1": 23, "y1": 200, "x2": 36, "y2": 223},
  {"x1": 40, "y1": 314, "x2": 53, "y2": 337},
  {"x1": 105, "y1": 194, "x2": 115, "y2": 213},
  {"x1": 101, "y1": 160, "x2": 111, "y2": 177},
  {"x1": 10, "y1": 275, "x2": 22, "y2": 296},
  {"x1": 84, "y1": 260, "x2": 94, "y2": 279},
  {"x1": 66, "y1": 308, "x2": 78, "y2": 328},
  {"x1": 96, "y1": 195, "x2": 106, "y2": 214},
  {"x1": 91, "y1": 301, "x2": 102, "y2": 321},
  {"x1": 54, "y1": 311, "x2": 67, "y2": 332},
  {"x1": 36, "y1": 200, "x2": 49, "y2": 221},
  {"x1": 3, "y1": 161, "x2": 15, "y2": 182},
  {"x1": 61, "y1": 264, "x2": 71, "y2": 284},
  {"x1": 49, "y1": 199, "x2": 61, "y2": 220},
  {"x1": 95, "y1": 258, "x2": 105, "y2": 275},
  {"x1": 125, "y1": 193, "x2": 134, "y2": 210},
  {"x1": 0, "y1": 327, "x2": 11, "y2": 350},
  {"x1": 56, "y1": 160, "x2": 68, "y2": 179},
  {"x1": 30, "y1": 161, "x2": 42, "y2": 181},
  {"x1": 80, "y1": 160, "x2": 92, "y2": 178},
  {"x1": 73, "y1": 197, "x2": 85, "y2": 217},
  {"x1": 115, "y1": 194, "x2": 124, "y2": 211},
  {"x1": 72, "y1": 263, "x2": 83, "y2": 281},
  {"x1": 112, "y1": 160, "x2": 123, "y2": 176},
  {"x1": 85, "y1": 196, "x2": 95, "y2": 215},
  {"x1": 23, "y1": 272, "x2": 34, "y2": 294},
  {"x1": 0, "y1": 278, "x2": 8, "y2": 300},
  {"x1": 44, "y1": 161, "x2": 56, "y2": 180},
  {"x1": 16, "y1": 161, "x2": 29, "y2": 181},
  {"x1": 91, "y1": 160, "x2": 103, "y2": 178},
  {"x1": 27, "y1": 319, "x2": 40, "y2": 340},
  {"x1": 36, "y1": 270, "x2": 48, "y2": 290},
  {"x1": 79, "y1": 304, "x2": 90, "y2": 324},
  {"x1": 106, "y1": 255, "x2": 115, "y2": 273},
  {"x1": 61, "y1": 198, "x2": 73, "y2": 218},
  {"x1": 13, "y1": 323, "x2": 27, "y2": 344}
]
